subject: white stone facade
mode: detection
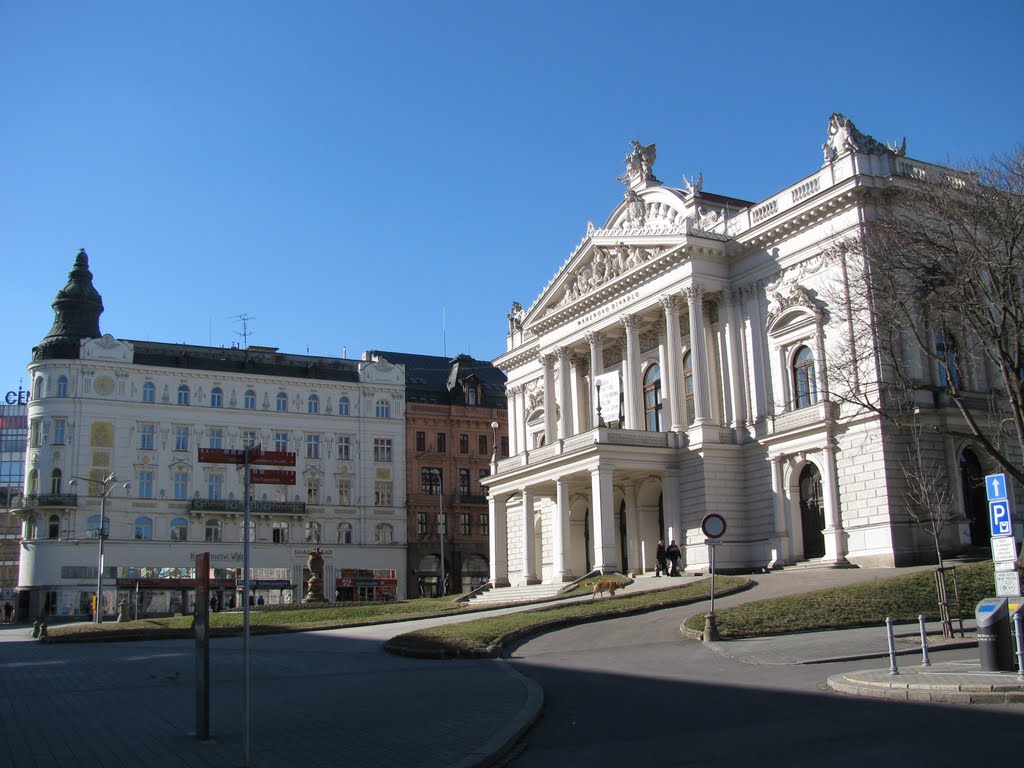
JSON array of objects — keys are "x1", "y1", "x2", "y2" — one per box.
[
  {"x1": 484, "y1": 115, "x2": 1004, "y2": 587},
  {"x1": 16, "y1": 334, "x2": 408, "y2": 618}
]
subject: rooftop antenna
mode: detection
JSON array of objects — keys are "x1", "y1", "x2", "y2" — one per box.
[{"x1": 230, "y1": 313, "x2": 255, "y2": 348}]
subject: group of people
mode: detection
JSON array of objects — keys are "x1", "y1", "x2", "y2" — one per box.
[{"x1": 655, "y1": 539, "x2": 681, "y2": 577}]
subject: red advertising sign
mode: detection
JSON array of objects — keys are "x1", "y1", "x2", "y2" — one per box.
[
  {"x1": 250, "y1": 469, "x2": 296, "y2": 485},
  {"x1": 198, "y1": 448, "x2": 247, "y2": 465},
  {"x1": 252, "y1": 450, "x2": 296, "y2": 467}
]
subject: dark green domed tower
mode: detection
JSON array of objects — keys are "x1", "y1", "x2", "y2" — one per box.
[{"x1": 32, "y1": 249, "x2": 104, "y2": 361}]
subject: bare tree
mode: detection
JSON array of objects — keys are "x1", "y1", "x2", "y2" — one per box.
[{"x1": 900, "y1": 421, "x2": 957, "y2": 567}]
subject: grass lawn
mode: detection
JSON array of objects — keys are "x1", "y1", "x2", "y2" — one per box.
[{"x1": 681, "y1": 560, "x2": 1012, "y2": 638}]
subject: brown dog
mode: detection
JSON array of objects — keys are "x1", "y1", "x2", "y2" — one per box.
[{"x1": 591, "y1": 580, "x2": 621, "y2": 598}]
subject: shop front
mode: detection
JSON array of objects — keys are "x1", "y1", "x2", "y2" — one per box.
[{"x1": 335, "y1": 568, "x2": 397, "y2": 602}]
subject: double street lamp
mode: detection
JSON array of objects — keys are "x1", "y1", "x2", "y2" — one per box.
[{"x1": 68, "y1": 473, "x2": 129, "y2": 623}]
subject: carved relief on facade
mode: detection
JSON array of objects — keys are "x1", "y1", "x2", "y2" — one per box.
[
  {"x1": 765, "y1": 281, "x2": 824, "y2": 327},
  {"x1": 552, "y1": 243, "x2": 666, "y2": 312}
]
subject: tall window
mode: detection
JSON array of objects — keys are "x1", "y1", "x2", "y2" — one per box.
[
  {"x1": 421, "y1": 467, "x2": 442, "y2": 495},
  {"x1": 177, "y1": 385, "x2": 190, "y2": 405},
  {"x1": 792, "y1": 345, "x2": 818, "y2": 409},
  {"x1": 338, "y1": 396, "x2": 350, "y2": 416},
  {"x1": 134, "y1": 517, "x2": 153, "y2": 541},
  {"x1": 416, "y1": 431, "x2": 426, "y2": 452},
  {"x1": 373, "y1": 438, "x2": 392, "y2": 462},
  {"x1": 53, "y1": 418, "x2": 66, "y2": 446},
  {"x1": 210, "y1": 387, "x2": 223, "y2": 407},
  {"x1": 459, "y1": 469, "x2": 471, "y2": 497},
  {"x1": 375, "y1": 523, "x2": 393, "y2": 544},
  {"x1": 33, "y1": 377, "x2": 43, "y2": 400},
  {"x1": 337, "y1": 436, "x2": 351, "y2": 461},
  {"x1": 305, "y1": 520, "x2": 322, "y2": 543},
  {"x1": 209, "y1": 429, "x2": 223, "y2": 449},
  {"x1": 416, "y1": 512, "x2": 428, "y2": 535},
  {"x1": 375, "y1": 481, "x2": 392, "y2": 506},
  {"x1": 173, "y1": 471, "x2": 188, "y2": 500},
  {"x1": 375, "y1": 400, "x2": 390, "y2": 419},
  {"x1": 240, "y1": 520, "x2": 256, "y2": 542},
  {"x1": 436, "y1": 432, "x2": 447, "y2": 453},
  {"x1": 50, "y1": 469, "x2": 62, "y2": 494},
  {"x1": 643, "y1": 363, "x2": 663, "y2": 432},
  {"x1": 337, "y1": 522, "x2": 353, "y2": 544},
  {"x1": 272, "y1": 521, "x2": 289, "y2": 543},
  {"x1": 143, "y1": 382, "x2": 156, "y2": 403},
  {"x1": 478, "y1": 435, "x2": 488, "y2": 456},
  {"x1": 307, "y1": 476, "x2": 321, "y2": 504},
  {"x1": 205, "y1": 519, "x2": 222, "y2": 542},
  {"x1": 139, "y1": 424, "x2": 155, "y2": 450},
  {"x1": 48, "y1": 514, "x2": 60, "y2": 539},
  {"x1": 244, "y1": 389, "x2": 256, "y2": 410},
  {"x1": 57, "y1": 376, "x2": 68, "y2": 397},
  {"x1": 137, "y1": 470, "x2": 154, "y2": 499},
  {"x1": 274, "y1": 432, "x2": 288, "y2": 452},
  {"x1": 500, "y1": 436, "x2": 509, "y2": 457},
  {"x1": 175, "y1": 426, "x2": 189, "y2": 452},
  {"x1": 459, "y1": 434, "x2": 469, "y2": 454},
  {"x1": 308, "y1": 394, "x2": 320, "y2": 414},
  {"x1": 208, "y1": 474, "x2": 223, "y2": 500},
  {"x1": 306, "y1": 434, "x2": 320, "y2": 459},
  {"x1": 460, "y1": 513, "x2": 471, "y2": 535},
  {"x1": 170, "y1": 518, "x2": 188, "y2": 541},
  {"x1": 276, "y1": 392, "x2": 288, "y2": 412},
  {"x1": 683, "y1": 351, "x2": 695, "y2": 425},
  {"x1": 337, "y1": 477, "x2": 351, "y2": 505},
  {"x1": 936, "y1": 330, "x2": 961, "y2": 390}
]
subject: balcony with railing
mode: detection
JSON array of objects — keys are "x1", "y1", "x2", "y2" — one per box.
[
  {"x1": 10, "y1": 493, "x2": 78, "y2": 511},
  {"x1": 190, "y1": 498, "x2": 306, "y2": 516},
  {"x1": 495, "y1": 426, "x2": 677, "y2": 475}
]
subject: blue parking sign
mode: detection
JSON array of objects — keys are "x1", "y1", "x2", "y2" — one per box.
[
  {"x1": 990, "y1": 500, "x2": 1013, "y2": 537},
  {"x1": 986, "y1": 473, "x2": 1008, "y2": 501}
]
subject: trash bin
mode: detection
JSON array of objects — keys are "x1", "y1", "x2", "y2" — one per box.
[{"x1": 976, "y1": 597, "x2": 1014, "y2": 672}]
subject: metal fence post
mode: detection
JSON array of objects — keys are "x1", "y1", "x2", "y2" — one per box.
[
  {"x1": 918, "y1": 615, "x2": 931, "y2": 667},
  {"x1": 886, "y1": 617, "x2": 899, "y2": 675}
]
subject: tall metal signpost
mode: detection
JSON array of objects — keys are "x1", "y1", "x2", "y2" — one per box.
[
  {"x1": 701, "y1": 513, "x2": 727, "y2": 642},
  {"x1": 985, "y1": 473, "x2": 1021, "y2": 597},
  {"x1": 197, "y1": 445, "x2": 295, "y2": 766}
]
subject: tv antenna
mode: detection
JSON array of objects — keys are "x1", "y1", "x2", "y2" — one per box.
[{"x1": 230, "y1": 314, "x2": 255, "y2": 348}]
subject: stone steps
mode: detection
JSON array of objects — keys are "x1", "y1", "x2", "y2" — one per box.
[{"x1": 464, "y1": 583, "x2": 568, "y2": 606}]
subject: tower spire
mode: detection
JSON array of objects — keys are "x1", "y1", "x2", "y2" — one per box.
[{"x1": 32, "y1": 249, "x2": 105, "y2": 361}]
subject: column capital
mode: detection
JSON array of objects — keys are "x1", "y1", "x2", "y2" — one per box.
[
  {"x1": 658, "y1": 294, "x2": 680, "y2": 313},
  {"x1": 555, "y1": 346, "x2": 572, "y2": 364},
  {"x1": 619, "y1": 313, "x2": 640, "y2": 331},
  {"x1": 682, "y1": 283, "x2": 706, "y2": 302},
  {"x1": 538, "y1": 352, "x2": 557, "y2": 368},
  {"x1": 584, "y1": 330, "x2": 606, "y2": 347}
]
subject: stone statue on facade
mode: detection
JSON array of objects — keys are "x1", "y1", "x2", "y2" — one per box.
[
  {"x1": 822, "y1": 113, "x2": 906, "y2": 163},
  {"x1": 683, "y1": 172, "x2": 703, "y2": 197},
  {"x1": 507, "y1": 301, "x2": 525, "y2": 334},
  {"x1": 617, "y1": 140, "x2": 657, "y2": 185},
  {"x1": 624, "y1": 189, "x2": 646, "y2": 227}
]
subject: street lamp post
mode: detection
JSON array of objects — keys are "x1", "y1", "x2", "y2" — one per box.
[
  {"x1": 69, "y1": 473, "x2": 128, "y2": 623},
  {"x1": 490, "y1": 421, "x2": 499, "y2": 468}
]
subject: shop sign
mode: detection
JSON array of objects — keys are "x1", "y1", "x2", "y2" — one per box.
[{"x1": 4, "y1": 388, "x2": 28, "y2": 405}]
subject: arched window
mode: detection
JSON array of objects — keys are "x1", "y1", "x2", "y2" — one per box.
[
  {"x1": 177, "y1": 385, "x2": 190, "y2": 405},
  {"x1": 27, "y1": 469, "x2": 38, "y2": 495},
  {"x1": 643, "y1": 364, "x2": 663, "y2": 432},
  {"x1": 936, "y1": 330, "x2": 960, "y2": 390},
  {"x1": 48, "y1": 514, "x2": 60, "y2": 539},
  {"x1": 134, "y1": 517, "x2": 153, "y2": 541},
  {"x1": 57, "y1": 376, "x2": 68, "y2": 397},
  {"x1": 50, "y1": 468, "x2": 62, "y2": 495},
  {"x1": 276, "y1": 392, "x2": 288, "y2": 412},
  {"x1": 33, "y1": 377, "x2": 44, "y2": 400},
  {"x1": 143, "y1": 382, "x2": 156, "y2": 403},
  {"x1": 210, "y1": 387, "x2": 224, "y2": 407},
  {"x1": 337, "y1": 522, "x2": 353, "y2": 544},
  {"x1": 86, "y1": 515, "x2": 109, "y2": 537},
  {"x1": 205, "y1": 519, "x2": 222, "y2": 542},
  {"x1": 272, "y1": 521, "x2": 289, "y2": 543},
  {"x1": 375, "y1": 400, "x2": 390, "y2": 419},
  {"x1": 244, "y1": 389, "x2": 256, "y2": 410},
  {"x1": 308, "y1": 394, "x2": 320, "y2": 414},
  {"x1": 375, "y1": 523, "x2": 393, "y2": 545},
  {"x1": 792, "y1": 345, "x2": 818, "y2": 409},
  {"x1": 338, "y1": 396, "x2": 350, "y2": 416},
  {"x1": 304, "y1": 520, "x2": 322, "y2": 543},
  {"x1": 682, "y1": 352, "x2": 695, "y2": 425},
  {"x1": 170, "y1": 517, "x2": 188, "y2": 541}
]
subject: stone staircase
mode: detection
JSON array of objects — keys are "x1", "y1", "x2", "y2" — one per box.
[{"x1": 463, "y1": 583, "x2": 569, "y2": 607}]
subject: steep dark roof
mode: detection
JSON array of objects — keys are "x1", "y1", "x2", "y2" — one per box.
[
  {"x1": 365, "y1": 350, "x2": 506, "y2": 407},
  {"x1": 127, "y1": 341, "x2": 360, "y2": 382},
  {"x1": 33, "y1": 249, "x2": 105, "y2": 361}
]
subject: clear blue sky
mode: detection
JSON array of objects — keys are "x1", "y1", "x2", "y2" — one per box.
[{"x1": 2, "y1": 1, "x2": 1021, "y2": 390}]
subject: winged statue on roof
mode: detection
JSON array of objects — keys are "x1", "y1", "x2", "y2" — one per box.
[{"x1": 616, "y1": 140, "x2": 657, "y2": 185}]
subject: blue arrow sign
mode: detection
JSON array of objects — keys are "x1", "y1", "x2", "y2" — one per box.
[
  {"x1": 990, "y1": 500, "x2": 1013, "y2": 537},
  {"x1": 986, "y1": 473, "x2": 1008, "y2": 501}
]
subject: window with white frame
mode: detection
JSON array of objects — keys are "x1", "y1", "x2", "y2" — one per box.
[
  {"x1": 207, "y1": 473, "x2": 223, "y2": 500},
  {"x1": 308, "y1": 394, "x2": 319, "y2": 414},
  {"x1": 375, "y1": 399, "x2": 390, "y2": 419},
  {"x1": 374, "y1": 481, "x2": 392, "y2": 506},
  {"x1": 170, "y1": 517, "x2": 188, "y2": 541},
  {"x1": 337, "y1": 435, "x2": 351, "y2": 461},
  {"x1": 137, "y1": 470, "x2": 154, "y2": 499},
  {"x1": 242, "y1": 430, "x2": 258, "y2": 448},
  {"x1": 177, "y1": 385, "x2": 190, "y2": 405},
  {"x1": 272, "y1": 521, "x2": 289, "y2": 543},
  {"x1": 211, "y1": 387, "x2": 224, "y2": 407},
  {"x1": 244, "y1": 389, "x2": 256, "y2": 410},
  {"x1": 50, "y1": 468, "x2": 62, "y2": 494},
  {"x1": 53, "y1": 418, "x2": 66, "y2": 446},
  {"x1": 205, "y1": 519, "x2": 222, "y2": 542},
  {"x1": 276, "y1": 392, "x2": 288, "y2": 412},
  {"x1": 143, "y1": 382, "x2": 156, "y2": 403},
  {"x1": 139, "y1": 423, "x2": 155, "y2": 450},
  {"x1": 373, "y1": 438, "x2": 392, "y2": 462},
  {"x1": 134, "y1": 516, "x2": 153, "y2": 541},
  {"x1": 337, "y1": 522, "x2": 353, "y2": 544},
  {"x1": 305, "y1": 520, "x2": 322, "y2": 543},
  {"x1": 173, "y1": 471, "x2": 188, "y2": 500},
  {"x1": 337, "y1": 477, "x2": 351, "y2": 505},
  {"x1": 307, "y1": 476, "x2": 321, "y2": 504},
  {"x1": 174, "y1": 426, "x2": 189, "y2": 452},
  {"x1": 478, "y1": 513, "x2": 489, "y2": 536},
  {"x1": 306, "y1": 434, "x2": 320, "y2": 459},
  {"x1": 208, "y1": 428, "x2": 223, "y2": 449},
  {"x1": 274, "y1": 432, "x2": 288, "y2": 452},
  {"x1": 374, "y1": 523, "x2": 393, "y2": 544},
  {"x1": 57, "y1": 376, "x2": 68, "y2": 397},
  {"x1": 338, "y1": 396, "x2": 350, "y2": 416},
  {"x1": 792, "y1": 345, "x2": 818, "y2": 409}
]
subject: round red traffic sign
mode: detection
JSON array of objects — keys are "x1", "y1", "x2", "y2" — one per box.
[{"x1": 701, "y1": 513, "x2": 727, "y2": 539}]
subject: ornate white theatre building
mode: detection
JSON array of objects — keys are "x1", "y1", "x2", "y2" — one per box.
[
  {"x1": 14, "y1": 253, "x2": 407, "y2": 618},
  {"x1": 484, "y1": 115, "x2": 990, "y2": 586}
]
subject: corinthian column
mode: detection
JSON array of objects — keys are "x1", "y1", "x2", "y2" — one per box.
[
  {"x1": 540, "y1": 353, "x2": 556, "y2": 444},
  {"x1": 659, "y1": 295, "x2": 684, "y2": 432},
  {"x1": 556, "y1": 347, "x2": 573, "y2": 439},
  {"x1": 620, "y1": 314, "x2": 642, "y2": 430},
  {"x1": 585, "y1": 331, "x2": 605, "y2": 430},
  {"x1": 684, "y1": 285, "x2": 712, "y2": 425}
]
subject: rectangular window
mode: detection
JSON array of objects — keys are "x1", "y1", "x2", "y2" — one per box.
[
  {"x1": 307, "y1": 477, "x2": 320, "y2": 504},
  {"x1": 374, "y1": 480, "x2": 392, "y2": 506},
  {"x1": 479, "y1": 468, "x2": 489, "y2": 494},
  {"x1": 478, "y1": 435, "x2": 488, "y2": 456},
  {"x1": 337, "y1": 477, "x2": 351, "y2": 505},
  {"x1": 337, "y1": 436, "x2": 351, "y2": 461},
  {"x1": 420, "y1": 467, "x2": 442, "y2": 495},
  {"x1": 137, "y1": 470, "x2": 153, "y2": 499},
  {"x1": 242, "y1": 430, "x2": 258, "y2": 448},
  {"x1": 306, "y1": 434, "x2": 320, "y2": 459},
  {"x1": 478, "y1": 513, "x2": 489, "y2": 536},
  {"x1": 139, "y1": 424, "x2": 154, "y2": 450},
  {"x1": 373, "y1": 438, "x2": 392, "y2": 462},
  {"x1": 173, "y1": 472, "x2": 188, "y2": 500},
  {"x1": 416, "y1": 431, "x2": 426, "y2": 452},
  {"x1": 417, "y1": 512, "x2": 428, "y2": 535},
  {"x1": 274, "y1": 432, "x2": 288, "y2": 452},
  {"x1": 460, "y1": 513, "x2": 471, "y2": 536},
  {"x1": 500, "y1": 436, "x2": 509, "y2": 457},
  {"x1": 53, "y1": 418, "x2": 66, "y2": 446},
  {"x1": 459, "y1": 469, "x2": 470, "y2": 497},
  {"x1": 208, "y1": 474, "x2": 222, "y2": 500},
  {"x1": 174, "y1": 426, "x2": 189, "y2": 452},
  {"x1": 208, "y1": 428, "x2": 223, "y2": 450},
  {"x1": 436, "y1": 432, "x2": 446, "y2": 454},
  {"x1": 459, "y1": 433, "x2": 469, "y2": 454}
]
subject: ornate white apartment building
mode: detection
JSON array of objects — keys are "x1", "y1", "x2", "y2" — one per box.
[
  {"x1": 14, "y1": 253, "x2": 407, "y2": 618},
  {"x1": 484, "y1": 115, "x2": 1003, "y2": 588}
]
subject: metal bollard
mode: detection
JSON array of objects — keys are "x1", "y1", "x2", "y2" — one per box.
[
  {"x1": 886, "y1": 616, "x2": 899, "y2": 676},
  {"x1": 919, "y1": 615, "x2": 931, "y2": 667},
  {"x1": 1014, "y1": 612, "x2": 1024, "y2": 684}
]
